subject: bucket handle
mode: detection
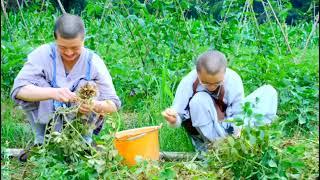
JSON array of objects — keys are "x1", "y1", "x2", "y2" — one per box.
[
  {"x1": 115, "y1": 125, "x2": 162, "y2": 141},
  {"x1": 126, "y1": 133, "x2": 146, "y2": 141}
]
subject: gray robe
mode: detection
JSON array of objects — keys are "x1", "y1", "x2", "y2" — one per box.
[{"x1": 10, "y1": 43, "x2": 121, "y2": 144}]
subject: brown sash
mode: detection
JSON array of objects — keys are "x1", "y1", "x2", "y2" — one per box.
[
  {"x1": 182, "y1": 78, "x2": 227, "y2": 135},
  {"x1": 192, "y1": 79, "x2": 227, "y2": 121}
]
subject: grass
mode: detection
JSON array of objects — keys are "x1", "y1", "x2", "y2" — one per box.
[
  {"x1": 1, "y1": 47, "x2": 318, "y2": 152},
  {"x1": 1, "y1": 100, "x2": 33, "y2": 149},
  {"x1": 0, "y1": 100, "x2": 194, "y2": 152},
  {"x1": 1, "y1": 46, "x2": 318, "y2": 178},
  {"x1": 1, "y1": 1, "x2": 319, "y2": 178}
]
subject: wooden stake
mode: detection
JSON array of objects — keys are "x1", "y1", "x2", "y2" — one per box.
[
  {"x1": 217, "y1": 0, "x2": 235, "y2": 44},
  {"x1": 1, "y1": 0, "x2": 11, "y2": 26},
  {"x1": 266, "y1": 0, "x2": 292, "y2": 54},
  {"x1": 296, "y1": 12, "x2": 319, "y2": 64},
  {"x1": 3, "y1": 148, "x2": 23, "y2": 157},
  {"x1": 160, "y1": 151, "x2": 200, "y2": 161},
  {"x1": 261, "y1": 1, "x2": 281, "y2": 54},
  {"x1": 235, "y1": 0, "x2": 250, "y2": 54},
  {"x1": 56, "y1": 0, "x2": 66, "y2": 14},
  {"x1": 16, "y1": 0, "x2": 30, "y2": 36}
]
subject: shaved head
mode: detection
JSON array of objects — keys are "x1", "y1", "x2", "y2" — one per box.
[
  {"x1": 196, "y1": 50, "x2": 227, "y2": 75},
  {"x1": 54, "y1": 13, "x2": 85, "y2": 39}
]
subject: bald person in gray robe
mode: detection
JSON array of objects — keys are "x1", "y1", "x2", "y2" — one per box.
[
  {"x1": 11, "y1": 14, "x2": 121, "y2": 148},
  {"x1": 162, "y1": 50, "x2": 278, "y2": 151}
]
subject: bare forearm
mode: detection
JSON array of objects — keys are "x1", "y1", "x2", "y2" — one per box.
[
  {"x1": 94, "y1": 100, "x2": 118, "y2": 114},
  {"x1": 16, "y1": 85, "x2": 54, "y2": 102}
]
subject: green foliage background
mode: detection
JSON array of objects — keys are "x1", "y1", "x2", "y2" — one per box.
[{"x1": 1, "y1": 0, "x2": 319, "y2": 179}]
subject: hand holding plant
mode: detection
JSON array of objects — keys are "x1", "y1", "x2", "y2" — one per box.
[{"x1": 161, "y1": 108, "x2": 178, "y2": 124}]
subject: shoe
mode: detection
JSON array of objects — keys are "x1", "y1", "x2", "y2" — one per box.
[
  {"x1": 18, "y1": 143, "x2": 42, "y2": 162},
  {"x1": 18, "y1": 150, "x2": 29, "y2": 162}
]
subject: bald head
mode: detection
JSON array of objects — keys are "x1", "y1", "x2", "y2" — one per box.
[
  {"x1": 196, "y1": 50, "x2": 227, "y2": 75},
  {"x1": 54, "y1": 14, "x2": 85, "y2": 39}
]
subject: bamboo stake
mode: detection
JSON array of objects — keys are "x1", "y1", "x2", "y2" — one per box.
[
  {"x1": 16, "y1": 0, "x2": 30, "y2": 36},
  {"x1": 235, "y1": 1, "x2": 250, "y2": 54},
  {"x1": 296, "y1": 12, "x2": 319, "y2": 64},
  {"x1": 120, "y1": 0, "x2": 148, "y2": 67},
  {"x1": 194, "y1": 3, "x2": 212, "y2": 47},
  {"x1": 174, "y1": 0, "x2": 192, "y2": 40},
  {"x1": 108, "y1": 5, "x2": 133, "y2": 59},
  {"x1": 277, "y1": 0, "x2": 282, "y2": 11},
  {"x1": 1, "y1": 0, "x2": 11, "y2": 27},
  {"x1": 99, "y1": 0, "x2": 110, "y2": 26},
  {"x1": 111, "y1": 2, "x2": 144, "y2": 66},
  {"x1": 23, "y1": 0, "x2": 29, "y2": 8},
  {"x1": 249, "y1": 2, "x2": 265, "y2": 56},
  {"x1": 239, "y1": 0, "x2": 248, "y2": 26},
  {"x1": 313, "y1": 1, "x2": 316, "y2": 22},
  {"x1": 20, "y1": 0, "x2": 24, "y2": 9},
  {"x1": 56, "y1": 0, "x2": 66, "y2": 14},
  {"x1": 217, "y1": 0, "x2": 235, "y2": 44},
  {"x1": 249, "y1": 3, "x2": 261, "y2": 37},
  {"x1": 266, "y1": 0, "x2": 292, "y2": 54},
  {"x1": 40, "y1": 0, "x2": 46, "y2": 11},
  {"x1": 261, "y1": 1, "x2": 281, "y2": 54}
]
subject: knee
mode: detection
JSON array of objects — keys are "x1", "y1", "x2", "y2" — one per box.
[
  {"x1": 189, "y1": 92, "x2": 212, "y2": 111},
  {"x1": 189, "y1": 92, "x2": 214, "y2": 127},
  {"x1": 263, "y1": 84, "x2": 278, "y2": 99}
]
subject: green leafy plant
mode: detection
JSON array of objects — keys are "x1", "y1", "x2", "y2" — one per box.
[{"x1": 1, "y1": 0, "x2": 318, "y2": 178}]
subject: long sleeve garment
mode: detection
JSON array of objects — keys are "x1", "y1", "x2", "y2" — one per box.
[
  {"x1": 10, "y1": 43, "x2": 121, "y2": 124},
  {"x1": 171, "y1": 68, "x2": 245, "y2": 127}
]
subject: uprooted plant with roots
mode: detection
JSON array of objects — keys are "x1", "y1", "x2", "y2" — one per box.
[{"x1": 27, "y1": 82, "x2": 121, "y2": 168}]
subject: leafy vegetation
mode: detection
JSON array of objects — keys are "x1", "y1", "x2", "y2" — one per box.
[{"x1": 1, "y1": 0, "x2": 319, "y2": 179}]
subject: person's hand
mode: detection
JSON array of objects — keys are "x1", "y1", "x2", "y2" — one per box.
[
  {"x1": 51, "y1": 88, "x2": 77, "y2": 102},
  {"x1": 79, "y1": 100, "x2": 104, "y2": 115},
  {"x1": 233, "y1": 126, "x2": 242, "y2": 138},
  {"x1": 79, "y1": 102, "x2": 92, "y2": 115},
  {"x1": 161, "y1": 108, "x2": 178, "y2": 124}
]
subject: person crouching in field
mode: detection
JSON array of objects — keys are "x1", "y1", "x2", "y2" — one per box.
[
  {"x1": 10, "y1": 14, "x2": 121, "y2": 161},
  {"x1": 162, "y1": 50, "x2": 278, "y2": 152}
]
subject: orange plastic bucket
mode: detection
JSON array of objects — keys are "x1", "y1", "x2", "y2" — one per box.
[{"x1": 114, "y1": 125, "x2": 161, "y2": 166}]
